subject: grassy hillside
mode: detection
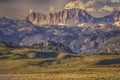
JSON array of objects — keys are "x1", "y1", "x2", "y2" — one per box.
[
  {"x1": 0, "y1": 41, "x2": 120, "y2": 80},
  {"x1": 0, "y1": 54, "x2": 120, "y2": 80},
  {"x1": 31, "y1": 41, "x2": 73, "y2": 53},
  {"x1": 0, "y1": 41, "x2": 73, "y2": 60}
]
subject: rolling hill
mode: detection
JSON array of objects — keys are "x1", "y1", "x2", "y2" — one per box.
[{"x1": 0, "y1": 41, "x2": 73, "y2": 60}]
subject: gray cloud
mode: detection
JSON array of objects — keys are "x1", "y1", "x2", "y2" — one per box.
[
  {"x1": 0, "y1": 0, "x2": 119, "y2": 19},
  {"x1": 0, "y1": 0, "x2": 70, "y2": 19},
  {"x1": 65, "y1": 0, "x2": 120, "y2": 17}
]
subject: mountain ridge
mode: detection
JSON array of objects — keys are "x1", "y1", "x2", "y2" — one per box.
[
  {"x1": 27, "y1": 8, "x2": 120, "y2": 26},
  {"x1": 27, "y1": 8, "x2": 95, "y2": 26}
]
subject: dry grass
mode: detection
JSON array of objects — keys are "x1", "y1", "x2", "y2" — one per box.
[
  {"x1": 10, "y1": 48, "x2": 30, "y2": 54},
  {"x1": 0, "y1": 72, "x2": 120, "y2": 80},
  {"x1": 0, "y1": 55, "x2": 120, "y2": 80}
]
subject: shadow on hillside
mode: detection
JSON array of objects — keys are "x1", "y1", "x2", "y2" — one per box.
[
  {"x1": 96, "y1": 58, "x2": 120, "y2": 65},
  {"x1": 31, "y1": 51, "x2": 58, "y2": 58},
  {"x1": 38, "y1": 59, "x2": 55, "y2": 65},
  {"x1": 28, "y1": 59, "x2": 56, "y2": 67}
]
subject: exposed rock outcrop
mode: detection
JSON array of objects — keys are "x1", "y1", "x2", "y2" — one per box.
[
  {"x1": 27, "y1": 8, "x2": 94, "y2": 26},
  {"x1": 27, "y1": 9, "x2": 120, "y2": 26}
]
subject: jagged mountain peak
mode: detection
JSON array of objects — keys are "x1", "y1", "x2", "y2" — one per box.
[
  {"x1": 27, "y1": 8, "x2": 120, "y2": 26},
  {"x1": 110, "y1": 10, "x2": 120, "y2": 24},
  {"x1": 27, "y1": 8, "x2": 94, "y2": 26},
  {"x1": 64, "y1": 8, "x2": 92, "y2": 17},
  {"x1": 112, "y1": 10, "x2": 120, "y2": 14},
  {"x1": 111, "y1": 10, "x2": 120, "y2": 18}
]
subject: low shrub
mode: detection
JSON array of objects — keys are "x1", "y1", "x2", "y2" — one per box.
[
  {"x1": 27, "y1": 53, "x2": 36, "y2": 59},
  {"x1": 57, "y1": 52, "x2": 69, "y2": 59}
]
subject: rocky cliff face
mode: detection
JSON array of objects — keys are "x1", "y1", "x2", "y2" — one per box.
[
  {"x1": 96, "y1": 37, "x2": 120, "y2": 54},
  {"x1": 27, "y1": 9, "x2": 120, "y2": 26},
  {"x1": 27, "y1": 8, "x2": 94, "y2": 26},
  {"x1": 111, "y1": 10, "x2": 120, "y2": 21}
]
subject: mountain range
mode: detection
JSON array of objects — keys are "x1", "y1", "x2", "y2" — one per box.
[
  {"x1": 0, "y1": 8, "x2": 120, "y2": 53},
  {"x1": 27, "y1": 8, "x2": 120, "y2": 26}
]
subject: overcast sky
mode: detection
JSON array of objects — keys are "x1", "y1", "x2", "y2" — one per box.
[{"x1": 0, "y1": 0, "x2": 119, "y2": 19}]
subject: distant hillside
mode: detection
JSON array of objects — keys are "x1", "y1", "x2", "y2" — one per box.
[
  {"x1": 0, "y1": 17, "x2": 120, "y2": 53},
  {"x1": 0, "y1": 41, "x2": 18, "y2": 48},
  {"x1": 0, "y1": 41, "x2": 73, "y2": 59},
  {"x1": 96, "y1": 37, "x2": 120, "y2": 54},
  {"x1": 30, "y1": 41, "x2": 73, "y2": 53},
  {"x1": 0, "y1": 41, "x2": 72, "y2": 53}
]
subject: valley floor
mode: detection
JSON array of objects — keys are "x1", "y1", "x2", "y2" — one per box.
[{"x1": 0, "y1": 55, "x2": 120, "y2": 80}]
